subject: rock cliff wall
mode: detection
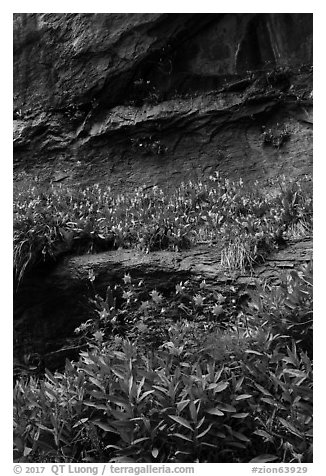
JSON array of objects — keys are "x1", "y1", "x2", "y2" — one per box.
[
  {"x1": 14, "y1": 13, "x2": 313, "y2": 191},
  {"x1": 13, "y1": 13, "x2": 313, "y2": 374}
]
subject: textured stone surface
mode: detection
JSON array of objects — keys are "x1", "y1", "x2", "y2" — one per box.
[
  {"x1": 49, "y1": 237, "x2": 312, "y2": 290},
  {"x1": 14, "y1": 13, "x2": 313, "y2": 192}
]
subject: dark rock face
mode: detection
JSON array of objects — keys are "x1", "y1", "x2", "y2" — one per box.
[
  {"x1": 14, "y1": 13, "x2": 312, "y2": 191},
  {"x1": 13, "y1": 14, "x2": 313, "y2": 373}
]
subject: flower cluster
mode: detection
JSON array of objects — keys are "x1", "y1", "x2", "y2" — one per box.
[
  {"x1": 14, "y1": 262, "x2": 313, "y2": 464},
  {"x1": 14, "y1": 173, "x2": 312, "y2": 281}
]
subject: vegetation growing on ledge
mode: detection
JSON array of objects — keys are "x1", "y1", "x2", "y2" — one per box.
[
  {"x1": 14, "y1": 261, "x2": 313, "y2": 463},
  {"x1": 13, "y1": 173, "x2": 312, "y2": 282},
  {"x1": 13, "y1": 171, "x2": 313, "y2": 463},
  {"x1": 261, "y1": 124, "x2": 291, "y2": 148}
]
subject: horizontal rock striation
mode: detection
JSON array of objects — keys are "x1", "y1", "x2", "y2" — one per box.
[{"x1": 14, "y1": 13, "x2": 313, "y2": 192}]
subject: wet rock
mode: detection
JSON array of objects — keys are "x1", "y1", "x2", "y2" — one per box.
[{"x1": 13, "y1": 13, "x2": 312, "y2": 191}]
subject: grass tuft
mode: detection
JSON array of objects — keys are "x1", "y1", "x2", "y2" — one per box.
[{"x1": 13, "y1": 173, "x2": 312, "y2": 281}]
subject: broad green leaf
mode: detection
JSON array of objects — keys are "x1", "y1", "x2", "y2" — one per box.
[
  {"x1": 138, "y1": 390, "x2": 155, "y2": 402},
  {"x1": 45, "y1": 369, "x2": 57, "y2": 384},
  {"x1": 245, "y1": 350, "x2": 264, "y2": 356},
  {"x1": 206, "y1": 407, "x2": 224, "y2": 416},
  {"x1": 128, "y1": 374, "x2": 134, "y2": 395},
  {"x1": 197, "y1": 423, "x2": 213, "y2": 439},
  {"x1": 107, "y1": 396, "x2": 129, "y2": 407},
  {"x1": 249, "y1": 455, "x2": 278, "y2": 463},
  {"x1": 189, "y1": 401, "x2": 197, "y2": 422},
  {"x1": 111, "y1": 420, "x2": 134, "y2": 430},
  {"x1": 111, "y1": 369, "x2": 125, "y2": 379},
  {"x1": 215, "y1": 403, "x2": 236, "y2": 413},
  {"x1": 23, "y1": 447, "x2": 33, "y2": 457},
  {"x1": 228, "y1": 441, "x2": 247, "y2": 449},
  {"x1": 113, "y1": 351, "x2": 128, "y2": 361},
  {"x1": 109, "y1": 457, "x2": 136, "y2": 463},
  {"x1": 235, "y1": 376, "x2": 244, "y2": 391},
  {"x1": 110, "y1": 407, "x2": 132, "y2": 420},
  {"x1": 278, "y1": 418, "x2": 303, "y2": 437},
  {"x1": 196, "y1": 416, "x2": 206, "y2": 430},
  {"x1": 231, "y1": 413, "x2": 249, "y2": 418},
  {"x1": 201, "y1": 442, "x2": 218, "y2": 448},
  {"x1": 261, "y1": 397, "x2": 277, "y2": 406},
  {"x1": 214, "y1": 381, "x2": 229, "y2": 393},
  {"x1": 231, "y1": 430, "x2": 251, "y2": 442},
  {"x1": 152, "y1": 448, "x2": 159, "y2": 458},
  {"x1": 177, "y1": 399, "x2": 190, "y2": 412},
  {"x1": 213, "y1": 366, "x2": 224, "y2": 382},
  {"x1": 254, "y1": 429, "x2": 274, "y2": 441},
  {"x1": 90, "y1": 390, "x2": 105, "y2": 400},
  {"x1": 136, "y1": 376, "x2": 146, "y2": 399},
  {"x1": 254, "y1": 383, "x2": 272, "y2": 396},
  {"x1": 173, "y1": 433, "x2": 193, "y2": 443},
  {"x1": 282, "y1": 369, "x2": 307, "y2": 379},
  {"x1": 132, "y1": 437, "x2": 150, "y2": 445},
  {"x1": 72, "y1": 418, "x2": 89, "y2": 428},
  {"x1": 152, "y1": 385, "x2": 169, "y2": 395},
  {"x1": 83, "y1": 401, "x2": 107, "y2": 410},
  {"x1": 36, "y1": 424, "x2": 54, "y2": 434},
  {"x1": 282, "y1": 356, "x2": 298, "y2": 366},
  {"x1": 235, "y1": 394, "x2": 253, "y2": 400},
  {"x1": 92, "y1": 420, "x2": 117, "y2": 433},
  {"x1": 169, "y1": 415, "x2": 193, "y2": 431},
  {"x1": 44, "y1": 388, "x2": 58, "y2": 400}
]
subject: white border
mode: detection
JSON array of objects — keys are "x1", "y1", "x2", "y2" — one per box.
[{"x1": 4, "y1": 4, "x2": 324, "y2": 475}]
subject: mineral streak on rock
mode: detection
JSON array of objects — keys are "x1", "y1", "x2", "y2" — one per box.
[{"x1": 14, "y1": 13, "x2": 312, "y2": 191}]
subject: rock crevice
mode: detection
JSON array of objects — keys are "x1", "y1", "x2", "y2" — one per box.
[{"x1": 14, "y1": 13, "x2": 312, "y2": 191}]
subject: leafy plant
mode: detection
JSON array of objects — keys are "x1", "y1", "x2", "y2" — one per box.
[
  {"x1": 247, "y1": 261, "x2": 313, "y2": 357},
  {"x1": 262, "y1": 124, "x2": 291, "y2": 148},
  {"x1": 14, "y1": 263, "x2": 313, "y2": 463},
  {"x1": 14, "y1": 173, "x2": 312, "y2": 281}
]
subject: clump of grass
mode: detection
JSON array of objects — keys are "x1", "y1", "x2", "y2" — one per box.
[
  {"x1": 220, "y1": 238, "x2": 255, "y2": 271},
  {"x1": 285, "y1": 219, "x2": 312, "y2": 240},
  {"x1": 13, "y1": 173, "x2": 312, "y2": 281}
]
